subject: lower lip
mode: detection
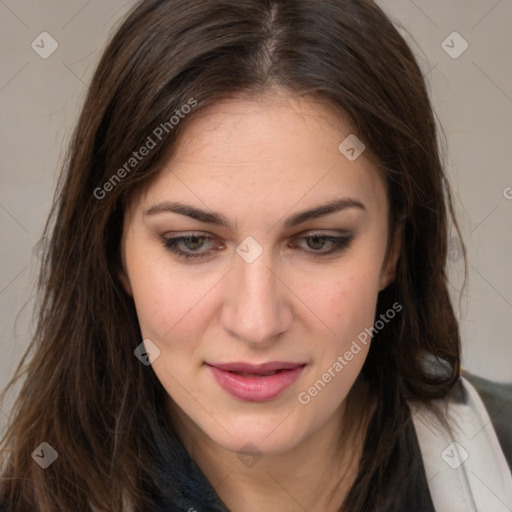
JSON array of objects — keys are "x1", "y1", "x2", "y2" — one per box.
[{"x1": 207, "y1": 365, "x2": 305, "y2": 402}]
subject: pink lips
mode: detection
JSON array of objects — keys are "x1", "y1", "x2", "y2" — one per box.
[{"x1": 207, "y1": 361, "x2": 306, "y2": 402}]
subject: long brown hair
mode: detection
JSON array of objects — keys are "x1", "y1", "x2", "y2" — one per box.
[{"x1": 0, "y1": 0, "x2": 464, "y2": 510}]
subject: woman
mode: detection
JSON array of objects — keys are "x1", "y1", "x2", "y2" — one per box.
[{"x1": 0, "y1": 0, "x2": 511, "y2": 511}]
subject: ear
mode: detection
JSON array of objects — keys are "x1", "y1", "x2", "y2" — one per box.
[
  {"x1": 379, "y1": 226, "x2": 402, "y2": 291},
  {"x1": 119, "y1": 269, "x2": 133, "y2": 297}
]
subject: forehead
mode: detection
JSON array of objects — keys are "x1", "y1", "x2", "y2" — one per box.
[
  {"x1": 172, "y1": 93, "x2": 356, "y2": 163},
  {"x1": 131, "y1": 93, "x2": 388, "y2": 220}
]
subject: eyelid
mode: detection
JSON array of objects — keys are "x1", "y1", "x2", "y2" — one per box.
[
  {"x1": 161, "y1": 229, "x2": 351, "y2": 243},
  {"x1": 289, "y1": 231, "x2": 353, "y2": 250},
  {"x1": 164, "y1": 232, "x2": 220, "y2": 245},
  {"x1": 162, "y1": 231, "x2": 216, "y2": 240},
  {"x1": 296, "y1": 228, "x2": 352, "y2": 237},
  {"x1": 161, "y1": 230, "x2": 353, "y2": 261}
]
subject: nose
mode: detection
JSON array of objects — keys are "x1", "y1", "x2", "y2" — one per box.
[{"x1": 220, "y1": 251, "x2": 293, "y2": 346}]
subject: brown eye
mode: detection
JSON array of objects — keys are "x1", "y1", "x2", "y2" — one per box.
[
  {"x1": 306, "y1": 235, "x2": 328, "y2": 250},
  {"x1": 292, "y1": 233, "x2": 353, "y2": 255},
  {"x1": 181, "y1": 236, "x2": 207, "y2": 250},
  {"x1": 162, "y1": 233, "x2": 219, "y2": 260}
]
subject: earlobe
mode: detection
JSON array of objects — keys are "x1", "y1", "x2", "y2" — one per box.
[
  {"x1": 379, "y1": 228, "x2": 402, "y2": 291},
  {"x1": 119, "y1": 271, "x2": 133, "y2": 297},
  {"x1": 379, "y1": 267, "x2": 394, "y2": 291}
]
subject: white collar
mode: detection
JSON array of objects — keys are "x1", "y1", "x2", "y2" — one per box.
[{"x1": 411, "y1": 376, "x2": 512, "y2": 511}]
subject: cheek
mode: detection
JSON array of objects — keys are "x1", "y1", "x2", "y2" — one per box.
[
  {"x1": 295, "y1": 258, "x2": 382, "y2": 339},
  {"x1": 125, "y1": 250, "x2": 221, "y2": 349},
  {"x1": 294, "y1": 272, "x2": 378, "y2": 411}
]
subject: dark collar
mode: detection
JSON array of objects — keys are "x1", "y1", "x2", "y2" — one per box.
[{"x1": 147, "y1": 409, "x2": 230, "y2": 511}]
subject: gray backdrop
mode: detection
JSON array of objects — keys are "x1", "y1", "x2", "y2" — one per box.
[{"x1": 1, "y1": 0, "x2": 511, "y2": 426}]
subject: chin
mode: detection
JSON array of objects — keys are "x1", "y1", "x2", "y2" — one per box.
[{"x1": 205, "y1": 414, "x2": 312, "y2": 457}]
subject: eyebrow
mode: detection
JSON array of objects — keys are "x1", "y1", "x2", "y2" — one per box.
[{"x1": 143, "y1": 198, "x2": 366, "y2": 229}]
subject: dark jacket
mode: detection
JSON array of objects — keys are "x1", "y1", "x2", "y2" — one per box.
[{"x1": 1, "y1": 372, "x2": 510, "y2": 511}]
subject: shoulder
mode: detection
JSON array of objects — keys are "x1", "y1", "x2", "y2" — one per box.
[{"x1": 461, "y1": 370, "x2": 512, "y2": 471}]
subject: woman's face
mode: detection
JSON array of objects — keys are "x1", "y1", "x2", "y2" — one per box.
[{"x1": 121, "y1": 93, "x2": 399, "y2": 456}]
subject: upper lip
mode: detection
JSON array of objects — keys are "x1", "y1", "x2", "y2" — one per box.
[{"x1": 207, "y1": 361, "x2": 306, "y2": 373}]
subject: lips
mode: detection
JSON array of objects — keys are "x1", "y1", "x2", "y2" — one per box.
[
  {"x1": 206, "y1": 361, "x2": 306, "y2": 402},
  {"x1": 210, "y1": 361, "x2": 304, "y2": 373}
]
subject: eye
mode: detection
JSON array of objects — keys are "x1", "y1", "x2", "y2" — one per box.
[
  {"x1": 161, "y1": 231, "x2": 353, "y2": 262},
  {"x1": 291, "y1": 232, "x2": 353, "y2": 255},
  {"x1": 162, "y1": 233, "x2": 221, "y2": 260}
]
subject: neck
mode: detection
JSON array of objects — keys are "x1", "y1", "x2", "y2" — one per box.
[{"x1": 168, "y1": 379, "x2": 374, "y2": 512}]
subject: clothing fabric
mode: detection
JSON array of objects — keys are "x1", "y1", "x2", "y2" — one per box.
[
  {"x1": 0, "y1": 372, "x2": 510, "y2": 511},
  {"x1": 411, "y1": 375, "x2": 512, "y2": 511},
  {"x1": 147, "y1": 372, "x2": 512, "y2": 512}
]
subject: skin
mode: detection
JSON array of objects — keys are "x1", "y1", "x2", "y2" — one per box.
[{"x1": 120, "y1": 90, "x2": 400, "y2": 511}]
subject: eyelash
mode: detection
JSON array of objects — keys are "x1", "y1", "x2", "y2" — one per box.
[{"x1": 161, "y1": 232, "x2": 353, "y2": 260}]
